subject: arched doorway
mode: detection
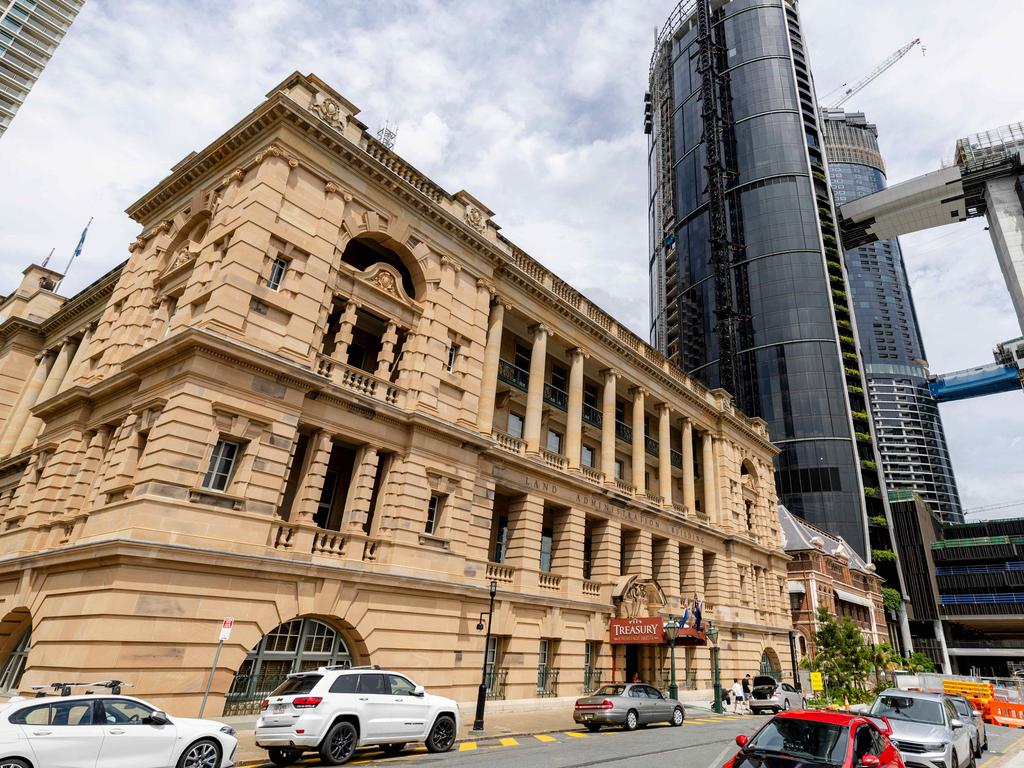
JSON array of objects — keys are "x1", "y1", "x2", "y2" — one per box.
[
  {"x1": 223, "y1": 617, "x2": 355, "y2": 716},
  {"x1": 0, "y1": 608, "x2": 31, "y2": 693},
  {"x1": 759, "y1": 647, "x2": 782, "y2": 678}
]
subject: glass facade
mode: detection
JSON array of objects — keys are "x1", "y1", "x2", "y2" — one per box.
[
  {"x1": 824, "y1": 110, "x2": 963, "y2": 523},
  {"x1": 0, "y1": 0, "x2": 83, "y2": 137},
  {"x1": 649, "y1": 0, "x2": 872, "y2": 554}
]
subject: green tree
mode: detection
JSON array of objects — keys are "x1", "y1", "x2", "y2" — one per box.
[
  {"x1": 864, "y1": 642, "x2": 900, "y2": 691},
  {"x1": 904, "y1": 652, "x2": 936, "y2": 673},
  {"x1": 801, "y1": 607, "x2": 872, "y2": 700}
]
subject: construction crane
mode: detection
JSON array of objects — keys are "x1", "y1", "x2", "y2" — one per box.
[{"x1": 822, "y1": 38, "x2": 922, "y2": 109}]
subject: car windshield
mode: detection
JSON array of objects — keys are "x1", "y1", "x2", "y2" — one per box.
[
  {"x1": 870, "y1": 695, "x2": 944, "y2": 725},
  {"x1": 271, "y1": 674, "x2": 322, "y2": 696},
  {"x1": 593, "y1": 685, "x2": 626, "y2": 697},
  {"x1": 747, "y1": 717, "x2": 850, "y2": 765}
]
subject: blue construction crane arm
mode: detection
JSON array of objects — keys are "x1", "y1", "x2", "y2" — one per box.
[{"x1": 929, "y1": 362, "x2": 1021, "y2": 402}]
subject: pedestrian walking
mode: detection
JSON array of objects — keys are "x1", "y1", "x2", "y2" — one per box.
[
  {"x1": 731, "y1": 679, "x2": 746, "y2": 714},
  {"x1": 742, "y1": 674, "x2": 751, "y2": 700}
]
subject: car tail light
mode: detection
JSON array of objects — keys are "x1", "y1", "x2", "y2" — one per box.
[
  {"x1": 292, "y1": 697, "x2": 323, "y2": 708},
  {"x1": 259, "y1": 698, "x2": 269, "y2": 711},
  {"x1": 600, "y1": 699, "x2": 614, "y2": 710}
]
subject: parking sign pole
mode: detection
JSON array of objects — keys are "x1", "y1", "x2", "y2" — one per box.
[{"x1": 199, "y1": 617, "x2": 234, "y2": 718}]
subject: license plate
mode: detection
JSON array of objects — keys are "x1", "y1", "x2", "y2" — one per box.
[
  {"x1": 274, "y1": 703, "x2": 286, "y2": 712},
  {"x1": 583, "y1": 713, "x2": 593, "y2": 721}
]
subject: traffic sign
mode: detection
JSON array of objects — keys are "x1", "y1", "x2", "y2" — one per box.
[
  {"x1": 219, "y1": 617, "x2": 234, "y2": 642},
  {"x1": 810, "y1": 671, "x2": 824, "y2": 692}
]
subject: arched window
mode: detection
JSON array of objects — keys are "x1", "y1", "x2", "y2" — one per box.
[
  {"x1": 759, "y1": 648, "x2": 782, "y2": 678},
  {"x1": 223, "y1": 618, "x2": 353, "y2": 716},
  {"x1": 0, "y1": 628, "x2": 30, "y2": 692},
  {"x1": 341, "y1": 237, "x2": 417, "y2": 298}
]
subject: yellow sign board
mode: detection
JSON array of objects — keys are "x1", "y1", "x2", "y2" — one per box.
[{"x1": 810, "y1": 672, "x2": 824, "y2": 692}]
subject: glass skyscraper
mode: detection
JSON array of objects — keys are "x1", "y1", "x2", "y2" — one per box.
[
  {"x1": 824, "y1": 110, "x2": 963, "y2": 523},
  {"x1": 0, "y1": 0, "x2": 83, "y2": 137},
  {"x1": 648, "y1": 0, "x2": 889, "y2": 556}
]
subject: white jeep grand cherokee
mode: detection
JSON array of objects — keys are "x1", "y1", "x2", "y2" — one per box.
[{"x1": 254, "y1": 666, "x2": 459, "y2": 766}]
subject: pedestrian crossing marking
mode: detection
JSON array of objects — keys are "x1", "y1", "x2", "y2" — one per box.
[
  {"x1": 534, "y1": 734, "x2": 557, "y2": 742},
  {"x1": 460, "y1": 741, "x2": 478, "y2": 751},
  {"x1": 499, "y1": 737, "x2": 519, "y2": 746},
  {"x1": 564, "y1": 730, "x2": 589, "y2": 738}
]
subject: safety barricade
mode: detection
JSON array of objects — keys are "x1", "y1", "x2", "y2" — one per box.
[{"x1": 985, "y1": 699, "x2": 1024, "y2": 728}]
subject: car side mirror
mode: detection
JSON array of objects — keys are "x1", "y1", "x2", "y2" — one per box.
[
  {"x1": 971, "y1": 710, "x2": 981, "y2": 718},
  {"x1": 736, "y1": 735, "x2": 749, "y2": 748},
  {"x1": 860, "y1": 755, "x2": 880, "y2": 768},
  {"x1": 413, "y1": 685, "x2": 425, "y2": 697},
  {"x1": 147, "y1": 710, "x2": 170, "y2": 726},
  {"x1": 950, "y1": 718, "x2": 964, "y2": 729}
]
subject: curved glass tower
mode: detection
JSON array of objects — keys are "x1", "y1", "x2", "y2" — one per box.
[
  {"x1": 648, "y1": 0, "x2": 886, "y2": 555},
  {"x1": 823, "y1": 110, "x2": 963, "y2": 523}
]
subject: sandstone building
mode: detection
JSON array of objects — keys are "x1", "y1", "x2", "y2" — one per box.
[{"x1": 0, "y1": 73, "x2": 794, "y2": 715}]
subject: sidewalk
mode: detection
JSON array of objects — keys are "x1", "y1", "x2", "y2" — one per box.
[{"x1": 230, "y1": 698, "x2": 727, "y2": 764}]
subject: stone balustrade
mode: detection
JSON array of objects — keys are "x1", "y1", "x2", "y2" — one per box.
[
  {"x1": 486, "y1": 562, "x2": 515, "y2": 584},
  {"x1": 316, "y1": 354, "x2": 405, "y2": 406}
]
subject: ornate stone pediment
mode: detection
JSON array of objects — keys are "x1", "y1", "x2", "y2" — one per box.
[
  {"x1": 360, "y1": 263, "x2": 416, "y2": 306},
  {"x1": 310, "y1": 92, "x2": 344, "y2": 127},
  {"x1": 613, "y1": 576, "x2": 667, "y2": 619}
]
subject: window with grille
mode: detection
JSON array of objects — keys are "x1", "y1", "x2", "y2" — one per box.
[
  {"x1": 266, "y1": 257, "x2": 288, "y2": 291},
  {"x1": 202, "y1": 439, "x2": 240, "y2": 491}
]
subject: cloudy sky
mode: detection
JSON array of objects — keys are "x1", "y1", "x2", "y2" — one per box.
[{"x1": 1, "y1": 0, "x2": 1022, "y2": 518}]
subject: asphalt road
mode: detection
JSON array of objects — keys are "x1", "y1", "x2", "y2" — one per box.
[{"x1": 239, "y1": 714, "x2": 1024, "y2": 768}]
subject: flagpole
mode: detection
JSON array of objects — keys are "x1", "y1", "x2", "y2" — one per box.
[{"x1": 64, "y1": 217, "x2": 93, "y2": 275}]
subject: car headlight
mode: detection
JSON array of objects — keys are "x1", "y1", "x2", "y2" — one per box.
[
  {"x1": 920, "y1": 743, "x2": 944, "y2": 752},
  {"x1": 220, "y1": 725, "x2": 236, "y2": 737}
]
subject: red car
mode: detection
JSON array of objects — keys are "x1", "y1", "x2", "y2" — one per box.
[{"x1": 724, "y1": 710, "x2": 905, "y2": 768}]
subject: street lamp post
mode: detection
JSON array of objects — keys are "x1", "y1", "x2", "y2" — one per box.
[
  {"x1": 664, "y1": 616, "x2": 680, "y2": 700},
  {"x1": 472, "y1": 580, "x2": 498, "y2": 733},
  {"x1": 707, "y1": 621, "x2": 722, "y2": 714}
]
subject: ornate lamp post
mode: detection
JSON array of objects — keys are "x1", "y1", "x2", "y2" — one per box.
[
  {"x1": 707, "y1": 621, "x2": 722, "y2": 714},
  {"x1": 664, "y1": 616, "x2": 680, "y2": 700},
  {"x1": 472, "y1": 580, "x2": 498, "y2": 733}
]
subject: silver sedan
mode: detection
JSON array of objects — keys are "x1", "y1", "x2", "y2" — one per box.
[
  {"x1": 749, "y1": 675, "x2": 806, "y2": 714},
  {"x1": 573, "y1": 683, "x2": 686, "y2": 732}
]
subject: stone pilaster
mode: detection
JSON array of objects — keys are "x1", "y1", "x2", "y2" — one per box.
[
  {"x1": 0, "y1": 352, "x2": 52, "y2": 457},
  {"x1": 506, "y1": 493, "x2": 544, "y2": 590},
  {"x1": 57, "y1": 326, "x2": 94, "y2": 393},
  {"x1": 552, "y1": 507, "x2": 585, "y2": 579},
  {"x1": 13, "y1": 339, "x2": 76, "y2": 454},
  {"x1": 702, "y1": 431, "x2": 718, "y2": 521},
  {"x1": 341, "y1": 446, "x2": 380, "y2": 532},
  {"x1": 65, "y1": 426, "x2": 113, "y2": 514},
  {"x1": 681, "y1": 418, "x2": 695, "y2": 514},
  {"x1": 600, "y1": 369, "x2": 617, "y2": 482},
  {"x1": 654, "y1": 536, "x2": 681, "y2": 602},
  {"x1": 290, "y1": 430, "x2": 333, "y2": 523},
  {"x1": 630, "y1": 387, "x2": 646, "y2": 494},
  {"x1": 658, "y1": 404, "x2": 672, "y2": 503},
  {"x1": 476, "y1": 300, "x2": 505, "y2": 434},
  {"x1": 565, "y1": 348, "x2": 586, "y2": 469},
  {"x1": 590, "y1": 517, "x2": 621, "y2": 582}
]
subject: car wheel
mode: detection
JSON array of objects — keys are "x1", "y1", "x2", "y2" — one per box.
[
  {"x1": 0, "y1": 760, "x2": 30, "y2": 768},
  {"x1": 268, "y1": 747, "x2": 303, "y2": 766},
  {"x1": 320, "y1": 720, "x2": 358, "y2": 765},
  {"x1": 586, "y1": 723, "x2": 602, "y2": 732},
  {"x1": 672, "y1": 707, "x2": 685, "y2": 726},
  {"x1": 425, "y1": 714, "x2": 457, "y2": 753},
  {"x1": 177, "y1": 738, "x2": 221, "y2": 768},
  {"x1": 974, "y1": 739, "x2": 982, "y2": 759},
  {"x1": 624, "y1": 709, "x2": 639, "y2": 731},
  {"x1": 381, "y1": 743, "x2": 407, "y2": 756},
  {"x1": 950, "y1": 750, "x2": 959, "y2": 768},
  {"x1": 783, "y1": 699, "x2": 791, "y2": 711},
  {"x1": 966, "y1": 753, "x2": 976, "y2": 768}
]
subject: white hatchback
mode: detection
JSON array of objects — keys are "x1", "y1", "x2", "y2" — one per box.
[
  {"x1": 0, "y1": 694, "x2": 237, "y2": 768},
  {"x1": 255, "y1": 667, "x2": 459, "y2": 766}
]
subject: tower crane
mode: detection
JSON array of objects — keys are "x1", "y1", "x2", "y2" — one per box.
[{"x1": 821, "y1": 38, "x2": 922, "y2": 109}]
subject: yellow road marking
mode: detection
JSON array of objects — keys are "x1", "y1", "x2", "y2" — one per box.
[
  {"x1": 564, "y1": 730, "x2": 589, "y2": 738},
  {"x1": 534, "y1": 734, "x2": 557, "y2": 743},
  {"x1": 460, "y1": 741, "x2": 478, "y2": 751},
  {"x1": 499, "y1": 737, "x2": 519, "y2": 746}
]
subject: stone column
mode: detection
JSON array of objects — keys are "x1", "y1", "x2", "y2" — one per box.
[
  {"x1": 681, "y1": 418, "x2": 695, "y2": 514},
  {"x1": 13, "y1": 340, "x2": 76, "y2": 454},
  {"x1": 522, "y1": 324, "x2": 549, "y2": 454},
  {"x1": 65, "y1": 425, "x2": 113, "y2": 514},
  {"x1": 506, "y1": 493, "x2": 544, "y2": 590},
  {"x1": 0, "y1": 352, "x2": 53, "y2": 457},
  {"x1": 290, "y1": 430, "x2": 333, "y2": 523},
  {"x1": 658, "y1": 404, "x2": 672, "y2": 503},
  {"x1": 551, "y1": 507, "x2": 585, "y2": 578},
  {"x1": 57, "y1": 327, "x2": 93, "y2": 394},
  {"x1": 702, "y1": 431, "x2": 718, "y2": 521},
  {"x1": 332, "y1": 300, "x2": 360, "y2": 360},
  {"x1": 591, "y1": 518, "x2": 622, "y2": 581},
  {"x1": 476, "y1": 300, "x2": 506, "y2": 434},
  {"x1": 600, "y1": 369, "x2": 617, "y2": 481},
  {"x1": 374, "y1": 322, "x2": 399, "y2": 378},
  {"x1": 565, "y1": 348, "x2": 586, "y2": 469},
  {"x1": 630, "y1": 387, "x2": 646, "y2": 494},
  {"x1": 341, "y1": 446, "x2": 380, "y2": 532}
]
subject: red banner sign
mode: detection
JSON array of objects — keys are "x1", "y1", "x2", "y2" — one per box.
[{"x1": 609, "y1": 617, "x2": 665, "y2": 645}]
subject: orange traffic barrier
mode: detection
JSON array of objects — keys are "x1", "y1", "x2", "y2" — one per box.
[{"x1": 985, "y1": 700, "x2": 1024, "y2": 729}]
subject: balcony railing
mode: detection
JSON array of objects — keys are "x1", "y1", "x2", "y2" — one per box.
[
  {"x1": 492, "y1": 431, "x2": 526, "y2": 455},
  {"x1": 497, "y1": 359, "x2": 529, "y2": 391},
  {"x1": 582, "y1": 580, "x2": 601, "y2": 597},
  {"x1": 583, "y1": 668, "x2": 602, "y2": 693},
  {"x1": 485, "y1": 668, "x2": 508, "y2": 700},
  {"x1": 316, "y1": 354, "x2": 404, "y2": 406},
  {"x1": 579, "y1": 465, "x2": 604, "y2": 484},
  {"x1": 615, "y1": 420, "x2": 632, "y2": 442},
  {"x1": 537, "y1": 667, "x2": 559, "y2": 697},
  {"x1": 544, "y1": 382, "x2": 568, "y2": 411},
  {"x1": 539, "y1": 572, "x2": 562, "y2": 591},
  {"x1": 614, "y1": 478, "x2": 636, "y2": 496},
  {"x1": 582, "y1": 403, "x2": 602, "y2": 427},
  {"x1": 540, "y1": 449, "x2": 568, "y2": 471},
  {"x1": 670, "y1": 449, "x2": 683, "y2": 469},
  {"x1": 486, "y1": 562, "x2": 515, "y2": 584},
  {"x1": 645, "y1": 435, "x2": 659, "y2": 456}
]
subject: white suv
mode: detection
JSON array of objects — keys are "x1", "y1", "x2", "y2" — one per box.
[{"x1": 254, "y1": 666, "x2": 459, "y2": 766}]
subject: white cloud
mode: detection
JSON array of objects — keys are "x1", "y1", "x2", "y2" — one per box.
[{"x1": 1, "y1": 0, "x2": 1022, "y2": 515}]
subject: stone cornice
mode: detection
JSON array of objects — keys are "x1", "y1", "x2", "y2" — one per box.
[{"x1": 40, "y1": 262, "x2": 124, "y2": 338}]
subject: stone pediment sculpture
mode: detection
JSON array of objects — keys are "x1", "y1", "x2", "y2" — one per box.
[
  {"x1": 613, "y1": 576, "x2": 667, "y2": 619},
  {"x1": 360, "y1": 264, "x2": 416, "y2": 306}
]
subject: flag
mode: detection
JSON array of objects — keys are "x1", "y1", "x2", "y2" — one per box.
[
  {"x1": 64, "y1": 217, "x2": 93, "y2": 274},
  {"x1": 680, "y1": 599, "x2": 690, "y2": 629},
  {"x1": 41, "y1": 248, "x2": 54, "y2": 268}
]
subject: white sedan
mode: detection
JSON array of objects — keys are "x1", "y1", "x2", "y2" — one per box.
[{"x1": 0, "y1": 694, "x2": 237, "y2": 768}]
